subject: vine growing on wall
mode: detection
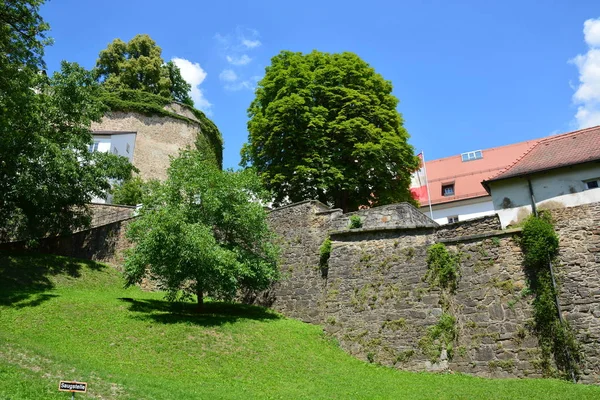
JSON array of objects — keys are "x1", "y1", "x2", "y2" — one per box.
[
  {"x1": 520, "y1": 212, "x2": 582, "y2": 381},
  {"x1": 419, "y1": 243, "x2": 461, "y2": 362},
  {"x1": 425, "y1": 243, "x2": 460, "y2": 292}
]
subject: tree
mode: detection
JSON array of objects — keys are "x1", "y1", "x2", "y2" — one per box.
[
  {"x1": 0, "y1": 1, "x2": 135, "y2": 241},
  {"x1": 95, "y1": 34, "x2": 193, "y2": 106},
  {"x1": 123, "y1": 150, "x2": 279, "y2": 310},
  {"x1": 242, "y1": 50, "x2": 419, "y2": 212}
]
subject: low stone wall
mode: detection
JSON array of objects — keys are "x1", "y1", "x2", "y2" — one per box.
[
  {"x1": 435, "y1": 214, "x2": 502, "y2": 240},
  {"x1": 0, "y1": 205, "x2": 135, "y2": 266},
  {"x1": 89, "y1": 203, "x2": 136, "y2": 228}
]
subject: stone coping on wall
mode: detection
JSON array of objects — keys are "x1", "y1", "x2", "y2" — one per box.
[
  {"x1": 330, "y1": 224, "x2": 436, "y2": 237},
  {"x1": 267, "y1": 199, "x2": 332, "y2": 214},
  {"x1": 89, "y1": 202, "x2": 137, "y2": 209},
  {"x1": 436, "y1": 227, "x2": 522, "y2": 244}
]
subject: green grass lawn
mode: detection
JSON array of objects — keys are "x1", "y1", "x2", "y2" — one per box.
[{"x1": 0, "y1": 252, "x2": 598, "y2": 399}]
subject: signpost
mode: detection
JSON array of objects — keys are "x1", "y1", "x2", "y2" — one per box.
[{"x1": 58, "y1": 381, "x2": 87, "y2": 399}]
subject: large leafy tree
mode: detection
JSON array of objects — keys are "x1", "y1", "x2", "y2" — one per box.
[
  {"x1": 242, "y1": 50, "x2": 419, "y2": 212},
  {"x1": 0, "y1": 0, "x2": 135, "y2": 241},
  {"x1": 95, "y1": 34, "x2": 194, "y2": 106},
  {"x1": 123, "y1": 150, "x2": 279, "y2": 310}
]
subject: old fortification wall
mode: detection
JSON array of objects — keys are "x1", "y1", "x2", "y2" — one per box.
[
  {"x1": 0, "y1": 204, "x2": 134, "y2": 266},
  {"x1": 266, "y1": 201, "x2": 600, "y2": 384},
  {"x1": 91, "y1": 110, "x2": 202, "y2": 181}
]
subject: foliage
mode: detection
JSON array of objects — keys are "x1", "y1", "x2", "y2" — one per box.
[
  {"x1": 0, "y1": 4, "x2": 135, "y2": 242},
  {"x1": 242, "y1": 50, "x2": 419, "y2": 212},
  {"x1": 166, "y1": 60, "x2": 193, "y2": 106},
  {"x1": 418, "y1": 312, "x2": 457, "y2": 363},
  {"x1": 319, "y1": 237, "x2": 332, "y2": 276},
  {"x1": 425, "y1": 243, "x2": 460, "y2": 292},
  {"x1": 520, "y1": 212, "x2": 559, "y2": 270},
  {"x1": 98, "y1": 88, "x2": 223, "y2": 167},
  {"x1": 123, "y1": 150, "x2": 279, "y2": 307},
  {"x1": 3, "y1": 254, "x2": 600, "y2": 399},
  {"x1": 111, "y1": 176, "x2": 159, "y2": 206},
  {"x1": 95, "y1": 34, "x2": 193, "y2": 105},
  {"x1": 349, "y1": 215, "x2": 363, "y2": 229},
  {"x1": 520, "y1": 214, "x2": 582, "y2": 380}
]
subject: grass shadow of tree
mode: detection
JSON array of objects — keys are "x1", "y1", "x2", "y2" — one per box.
[
  {"x1": 119, "y1": 297, "x2": 281, "y2": 328},
  {"x1": 0, "y1": 251, "x2": 105, "y2": 307}
]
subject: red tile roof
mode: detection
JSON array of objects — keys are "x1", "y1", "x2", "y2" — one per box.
[
  {"x1": 421, "y1": 140, "x2": 538, "y2": 206},
  {"x1": 484, "y1": 125, "x2": 600, "y2": 184}
]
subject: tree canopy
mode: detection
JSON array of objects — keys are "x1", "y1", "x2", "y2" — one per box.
[
  {"x1": 123, "y1": 150, "x2": 279, "y2": 309},
  {"x1": 242, "y1": 50, "x2": 419, "y2": 212},
  {"x1": 95, "y1": 34, "x2": 194, "y2": 106},
  {"x1": 0, "y1": 0, "x2": 135, "y2": 241}
]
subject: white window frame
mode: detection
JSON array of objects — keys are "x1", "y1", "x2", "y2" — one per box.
[
  {"x1": 88, "y1": 141, "x2": 99, "y2": 153},
  {"x1": 442, "y1": 183, "x2": 455, "y2": 197},
  {"x1": 461, "y1": 150, "x2": 483, "y2": 162},
  {"x1": 584, "y1": 179, "x2": 599, "y2": 190},
  {"x1": 447, "y1": 215, "x2": 459, "y2": 224}
]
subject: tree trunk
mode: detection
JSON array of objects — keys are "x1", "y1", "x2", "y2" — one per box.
[{"x1": 196, "y1": 289, "x2": 204, "y2": 312}]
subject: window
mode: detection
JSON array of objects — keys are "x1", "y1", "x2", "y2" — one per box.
[
  {"x1": 447, "y1": 215, "x2": 459, "y2": 224},
  {"x1": 113, "y1": 146, "x2": 118, "y2": 155},
  {"x1": 442, "y1": 183, "x2": 455, "y2": 197},
  {"x1": 585, "y1": 179, "x2": 599, "y2": 189},
  {"x1": 461, "y1": 150, "x2": 483, "y2": 162},
  {"x1": 88, "y1": 141, "x2": 99, "y2": 153}
]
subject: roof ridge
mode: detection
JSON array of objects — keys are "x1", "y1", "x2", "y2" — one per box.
[
  {"x1": 485, "y1": 139, "x2": 541, "y2": 181},
  {"x1": 536, "y1": 125, "x2": 600, "y2": 144}
]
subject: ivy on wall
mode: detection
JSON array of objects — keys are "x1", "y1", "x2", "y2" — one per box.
[
  {"x1": 420, "y1": 243, "x2": 461, "y2": 362},
  {"x1": 520, "y1": 212, "x2": 582, "y2": 381},
  {"x1": 99, "y1": 89, "x2": 224, "y2": 168}
]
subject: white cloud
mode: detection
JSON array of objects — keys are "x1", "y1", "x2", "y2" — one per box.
[
  {"x1": 171, "y1": 57, "x2": 211, "y2": 113},
  {"x1": 219, "y1": 69, "x2": 238, "y2": 82},
  {"x1": 226, "y1": 54, "x2": 252, "y2": 66},
  {"x1": 224, "y1": 76, "x2": 261, "y2": 92},
  {"x1": 241, "y1": 38, "x2": 261, "y2": 49},
  {"x1": 571, "y1": 18, "x2": 600, "y2": 128}
]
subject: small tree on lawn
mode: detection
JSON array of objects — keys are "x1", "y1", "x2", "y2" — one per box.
[{"x1": 123, "y1": 150, "x2": 279, "y2": 310}]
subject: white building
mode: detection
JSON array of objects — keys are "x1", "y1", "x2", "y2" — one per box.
[{"x1": 483, "y1": 126, "x2": 600, "y2": 228}]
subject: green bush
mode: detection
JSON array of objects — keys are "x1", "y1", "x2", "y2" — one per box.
[{"x1": 349, "y1": 215, "x2": 363, "y2": 229}]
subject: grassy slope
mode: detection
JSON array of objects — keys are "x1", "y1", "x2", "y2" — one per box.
[{"x1": 0, "y1": 253, "x2": 598, "y2": 400}]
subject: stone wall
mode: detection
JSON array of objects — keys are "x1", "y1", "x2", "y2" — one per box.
[
  {"x1": 91, "y1": 109, "x2": 203, "y2": 181},
  {"x1": 552, "y1": 203, "x2": 600, "y2": 382},
  {"x1": 89, "y1": 203, "x2": 136, "y2": 228},
  {"x1": 265, "y1": 200, "x2": 600, "y2": 384},
  {"x1": 0, "y1": 205, "x2": 135, "y2": 267}
]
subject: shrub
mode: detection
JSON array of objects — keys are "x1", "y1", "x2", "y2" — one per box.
[
  {"x1": 425, "y1": 243, "x2": 460, "y2": 291},
  {"x1": 349, "y1": 215, "x2": 363, "y2": 229}
]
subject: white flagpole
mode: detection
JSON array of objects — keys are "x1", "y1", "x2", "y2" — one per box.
[{"x1": 422, "y1": 150, "x2": 434, "y2": 220}]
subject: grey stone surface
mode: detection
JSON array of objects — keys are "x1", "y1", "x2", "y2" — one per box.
[{"x1": 264, "y1": 200, "x2": 600, "y2": 384}]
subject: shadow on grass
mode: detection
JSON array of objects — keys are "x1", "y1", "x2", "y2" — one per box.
[
  {"x1": 0, "y1": 251, "x2": 105, "y2": 307},
  {"x1": 119, "y1": 297, "x2": 281, "y2": 327}
]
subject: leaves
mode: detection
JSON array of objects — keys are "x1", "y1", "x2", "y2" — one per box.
[
  {"x1": 95, "y1": 34, "x2": 194, "y2": 106},
  {"x1": 123, "y1": 150, "x2": 280, "y2": 304},
  {"x1": 243, "y1": 50, "x2": 419, "y2": 212}
]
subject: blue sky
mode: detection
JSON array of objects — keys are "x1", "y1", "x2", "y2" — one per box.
[{"x1": 41, "y1": 0, "x2": 600, "y2": 169}]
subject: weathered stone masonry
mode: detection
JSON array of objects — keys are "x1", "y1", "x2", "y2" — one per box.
[{"x1": 265, "y1": 200, "x2": 600, "y2": 383}]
